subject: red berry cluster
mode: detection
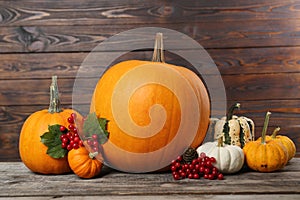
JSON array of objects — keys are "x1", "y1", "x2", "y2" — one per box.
[
  {"x1": 59, "y1": 113, "x2": 83, "y2": 151},
  {"x1": 171, "y1": 152, "x2": 224, "y2": 180},
  {"x1": 87, "y1": 134, "x2": 100, "y2": 153}
]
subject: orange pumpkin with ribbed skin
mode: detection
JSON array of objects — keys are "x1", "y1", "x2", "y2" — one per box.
[
  {"x1": 243, "y1": 112, "x2": 288, "y2": 172},
  {"x1": 265, "y1": 127, "x2": 296, "y2": 161},
  {"x1": 68, "y1": 146, "x2": 103, "y2": 179},
  {"x1": 90, "y1": 33, "x2": 210, "y2": 172},
  {"x1": 19, "y1": 76, "x2": 80, "y2": 174}
]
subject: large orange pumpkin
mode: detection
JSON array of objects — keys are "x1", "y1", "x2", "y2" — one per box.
[
  {"x1": 19, "y1": 76, "x2": 80, "y2": 174},
  {"x1": 90, "y1": 33, "x2": 210, "y2": 172}
]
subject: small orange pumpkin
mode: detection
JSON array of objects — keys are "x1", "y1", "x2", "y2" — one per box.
[
  {"x1": 19, "y1": 76, "x2": 80, "y2": 174},
  {"x1": 68, "y1": 145, "x2": 103, "y2": 179},
  {"x1": 90, "y1": 33, "x2": 210, "y2": 172},
  {"x1": 243, "y1": 112, "x2": 288, "y2": 172},
  {"x1": 266, "y1": 127, "x2": 296, "y2": 161}
]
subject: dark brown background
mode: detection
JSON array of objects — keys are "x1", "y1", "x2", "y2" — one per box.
[{"x1": 1, "y1": 0, "x2": 299, "y2": 161}]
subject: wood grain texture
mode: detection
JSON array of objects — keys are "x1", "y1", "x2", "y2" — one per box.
[
  {"x1": 0, "y1": 159, "x2": 299, "y2": 198},
  {"x1": 1, "y1": 46, "x2": 300, "y2": 79},
  {"x1": 0, "y1": 0, "x2": 299, "y2": 26},
  {"x1": 1, "y1": 19, "x2": 300, "y2": 52}
]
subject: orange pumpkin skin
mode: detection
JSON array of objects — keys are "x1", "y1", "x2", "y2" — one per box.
[
  {"x1": 90, "y1": 60, "x2": 210, "y2": 172},
  {"x1": 265, "y1": 135, "x2": 296, "y2": 161},
  {"x1": 19, "y1": 109, "x2": 77, "y2": 174},
  {"x1": 68, "y1": 146, "x2": 103, "y2": 179},
  {"x1": 243, "y1": 139, "x2": 288, "y2": 172}
]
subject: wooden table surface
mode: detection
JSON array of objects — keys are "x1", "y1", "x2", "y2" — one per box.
[{"x1": 1, "y1": 159, "x2": 300, "y2": 200}]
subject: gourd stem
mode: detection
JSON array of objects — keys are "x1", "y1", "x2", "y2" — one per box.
[
  {"x1": 226, "y1": 103, "x2": 240, "y2": 121},
  {"x1": 261, "y1": 111, "x2": 271, "y2": 144},
  {"x1": 151, "y1": 32, "x2": 165, "y2": 63},
  {"x1": 48, "y1": 75, "x2": 62, "y2": 113},
  {"x1": 89, "y1": 151, "x2": 98, "y2": 159},
  {"x1": 217, "y1": 137, "x2": 224, "y2": 147},
  {"x1": 271, "y1": 127, "x2": 280, "y2": 139}
]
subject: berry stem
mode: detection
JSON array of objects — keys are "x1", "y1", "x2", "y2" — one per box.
[
  {"x1": 152, "y1": 32, "x2": 165, "y2": 63},
  {"x1": 261, "y1": 111, "x2": 271, "y2": 144},
  {"x1": 48, "y1": 75, "x2": 62, "y2": 113}
]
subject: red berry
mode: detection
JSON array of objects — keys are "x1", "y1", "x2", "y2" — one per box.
[
  {"x1": 71, "y1": 113, "x2": 77, "y2": 120},
  {"x1": 60, "y1": 134, "x2": 66, "y2": 140},
  {"x1": 175, "y1": 162, "x2": 181, "y2": 168},
  {"x1": 181, "y1": 172, "x2": 186, "y2": 178},
  {"x1": 60, "y1": 126, "x2": 66, "y2": 132},
  {"x1": 177, "y1": 155, "x2": 183, "y2": 162},
  {"x1": 73, "y1": 143, "x2": 79, "y2": 149},
  {"x1": 173, "y1": 173, "x2": 180, "y2": 180},
  {"x1": 210, "y1": 157, "x2": 216, "y2": 163},
  {"x1": 73, "y1": 136, "x2": 80, "y2": 143},
  {"x1": 61, "y1": 142, "x2": 67, "y2": 149},
  {"x1": 204, "y1": 168, "x2": 210, "y2": 174},
  {"x1": 69, "y1": 135, "x2": 74, "y2": 141},
  {"x1": 171, "y1": 160, "x2": 177, "y2": 165},
  {"x1": 205, "y1": 160, "x2": 212, "y2": 168},
  {"x1": 68, "y1": 124, "x2": 75, "y2": 131},
  {"x1": 217, "y1": 173, "x2": 224, "y2": 180},
  {"x1": 192, "y1": 159, "x2": 198, "y2": 165},
  {"x1": 78, "y1": 140, "x2": 83, "y2": 146},
  {"x1": 93, "y1": 140, "x2": 99, "y2": 147},
  {"x1": 199, "y1": 152, "x2": 206, "y2": 158},
  {"x1": 93, "y1": 146, "x2": 99, "y2": 152},
  {"x1": 189, "y1": 164, "x2": 194, "y2": 170},
  {"x1": 199, "y1": 166, "x2": 205, "y2": 173},
  {"x1": 208, "y1": 174, "x2": 215, "y2": 180},
  {"x1": 92, "y1": 134, "x2": 98, "y2": 140},
  {"x1": 67, "y1": 117, "x2": 74, "y2": 124},
  {"x1": 203, "y1": 174, "x2": 209, "y2": 179},
  {"x1": 186, "y1": 169, "x2": 191, "y2": 175},
  {"x1": 67, "y1": 144, "x2": 72, "y2": 151},
  {"x1": 87, "y1": 139, "x2": 93, "y2": 146},
  {"x1": 62, "y1": 137, "x2": 68, "y2": 144},
  {"x1": 193, "y1": 173, "x2": 200, "y2": 179},
  {"x1": 188, "y1": 173, "x2": 193, "y2": 179},
  {"x1": 72, "y1": 127, "x2": 78, "y2": 134},
  {"x1": 171, "y1": 165, "x2": 177, "y2": 172}
]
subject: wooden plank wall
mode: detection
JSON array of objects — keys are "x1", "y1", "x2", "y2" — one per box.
[{"x1": 0, "y1": 0, "x2": 300, "y2": 161}]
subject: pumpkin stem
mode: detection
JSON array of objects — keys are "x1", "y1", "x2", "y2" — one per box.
[
  {"x1": 48, "y1": 75, "x2": 62, "y2": 113},
  {"x1": 226, "y1": 103, "x2": 240, "y2": 121},
  {"x1": 271, "y1": 127, "x2": 280, "y2": 139},
  {"x1": 89, "y1": 151, "x2": 98, "y2": 159},
  {"x1": 217, "y1": 137, "x2": 224, "y2": 147},
  {"x1": 261, "y1": 111, "x2": 271, "y2": 144},
  {"x1": 152, "y1": 32, "x2": 165, "y2": 63}
]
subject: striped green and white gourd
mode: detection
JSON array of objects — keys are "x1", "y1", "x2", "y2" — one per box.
[{"x1": 214, "y1": 103, "x2": 255, "y2": 148}]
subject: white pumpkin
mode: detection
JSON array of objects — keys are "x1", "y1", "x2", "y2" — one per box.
[
  {"x1": 196, "y1": 138, "x2": 245, "y2": 174},
  {"x1": 214, "y1": 103, "x2": 255, "y2": 148}
]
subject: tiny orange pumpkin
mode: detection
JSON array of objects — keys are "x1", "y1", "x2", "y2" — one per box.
[
  {"x1": 266, "y1": 127, "x2": 296, "y2": 161},
  {"x1": 68, "y1": 145, "x2": 103, "y2": 179}
]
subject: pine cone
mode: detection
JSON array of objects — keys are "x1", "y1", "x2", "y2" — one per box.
[{"x1": 182, "y1": 147, "x2": 199, "y2": 164}]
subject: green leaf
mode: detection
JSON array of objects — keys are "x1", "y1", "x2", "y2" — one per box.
[
  {"x1": 83, "y1": 112, "x2": 109, "y2": 144},
  {"x1": 40, "y1": 124, "x2": 67, "y2": 159}
]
